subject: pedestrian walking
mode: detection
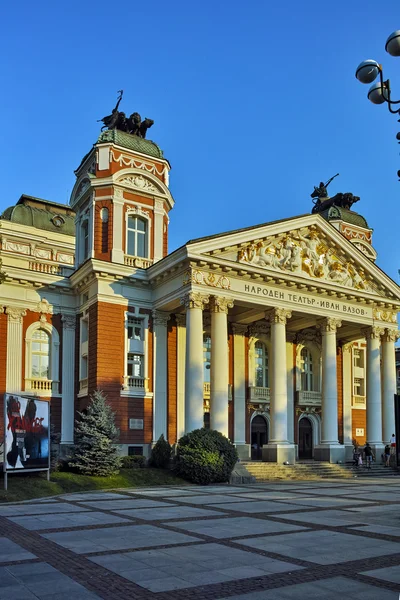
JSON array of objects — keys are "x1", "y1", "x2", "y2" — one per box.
[
  {"x1": 353, "y1": 447, "x2": 359, "y2": 468},
  {"x1": 390, "y1": 433, "x2": 396, "y2": 456},
  {"x1": 364, "y1": 442, "x2": 374, "y2": 470},
  {"x1": 384, "y1": 444, "x2": 391, "y2": 467}
]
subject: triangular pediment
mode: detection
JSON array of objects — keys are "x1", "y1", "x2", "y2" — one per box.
[{"x1": 186, "y1": 214, "x2": 400, "y2": 303}]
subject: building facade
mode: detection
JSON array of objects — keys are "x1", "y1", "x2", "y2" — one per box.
[{"x1": 0, "y1": 130, "x2": 399, "y2": 464}]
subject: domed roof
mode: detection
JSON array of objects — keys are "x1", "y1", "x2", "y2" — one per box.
[
  {"x1": 97, "y1": 129, "x2": 164, "y2": 159},
  {"x1": 319, "y1": 205, "x2": 369, "y2": 229},
  {"x1": 0, "y1": 195, "x2": 75, "y2": 236}
]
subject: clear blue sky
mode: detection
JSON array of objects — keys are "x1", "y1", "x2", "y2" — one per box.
[{"x1": 1, "y1": 1, "x2": 399, "y2": 281}]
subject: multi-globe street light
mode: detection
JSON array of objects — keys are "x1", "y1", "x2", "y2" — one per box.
[{"x1": 355, "y1": 30, "x2": 400, "y2": 178}]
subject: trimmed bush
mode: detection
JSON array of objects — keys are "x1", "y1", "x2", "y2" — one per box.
[
  {"x1": 149, "y1": 435, "x2": 172, "y2": 468},
  {"x1": 176, "y1": 428, "x2": 238, "y2": 484},
  {"x1": 121, "y1": 455, "x2": 146, "y2": 469}
]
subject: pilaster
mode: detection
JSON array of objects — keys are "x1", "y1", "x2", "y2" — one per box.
[
  {"x1": 363, "y1": 326, "x2": 384, "y2": 456},
  {"x1": 176, "y1": 314, "x2": 186, "y2": 441},
  {"x1": 111, "y1": 193, "x2": 125, "y2": 264},
  {"x1": 6, "y1": 307, "x2": 26, "y2": 393},
  {"x1": 381, "y1": 328, "x2": 399, "y2": 444},
  {"x1": 152, "y1": 310, "x2": 170, "y2": 442},
  {"x1": 232, "y1": 323, "x2": 249, "y2": 458},
  {"x1": 61, "y1": 314, "x2": 76, "y2": 444},
  {"x1": 342, "y1": 342, "x2": 354, "y2": 461},
  {"x1": 210, "y1": 296, "x2": 233, "y2": 437}
]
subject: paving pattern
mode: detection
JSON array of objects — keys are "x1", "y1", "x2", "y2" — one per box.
[{"x1": 0, "y1": 477, "x2": 400, "y2": 598}]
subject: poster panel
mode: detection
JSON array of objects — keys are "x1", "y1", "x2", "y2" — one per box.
[{"x1": 4, "y1": 393, "x2": 50, "y2": 471}]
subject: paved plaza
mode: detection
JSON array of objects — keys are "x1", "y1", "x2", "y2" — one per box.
[{"x1": 0, "y1": 478, "x2": 399, "y2": 598}]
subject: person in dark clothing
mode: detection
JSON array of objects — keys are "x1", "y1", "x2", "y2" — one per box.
[
  {"x1": 364, "y1": 442, "x2": 374, "y2": 470},
  {"x1": 384, "y1": 444, "x2": 391, "y2": 467}
]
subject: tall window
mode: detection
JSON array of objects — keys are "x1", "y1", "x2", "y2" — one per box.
[
  {"x1": 203, "y1": 335, "x2": 211, "y2": 383},
  {"x1": 127, "y1": 354, "x2": 144, "y2": 378},
  {"x1": 82, "y1": 220, "x2": 89, "y2": 260},
  {"x1": 300, "y1": 347, "x2": 313, "y2": 391},
  {"x1": 127, "y1": 317, "x2": 143, "y2": 341},
  {"x1": 127, "y1": 215, "x2": 148, "y2": 258},
  {"x1": 353, "y1": 348, "x2": 364, "y2": 369},
  {"x1": 31, "y1": 330, "x2": 50, "y2": 379},
  {"x1": 353, "y1": 378, "x2": 365, "y2": 396},
  {"x1": 255, "y1": 341, "x2": 268, "y2": 387}
]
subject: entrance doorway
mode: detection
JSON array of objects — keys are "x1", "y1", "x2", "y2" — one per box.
[
  {"x1": 299, "y1": 417, "x2": 313, "y2": 459},
  {"x1": 251, "y1": 415, "x2": 268, "y2": 460}
]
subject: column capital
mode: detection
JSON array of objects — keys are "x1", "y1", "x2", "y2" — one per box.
[
  {"x1": 362, "y1": 325, "x2": 385, "y2": 340},
  {"x1": 62, "y1": 314, "x2": 76, "y2": 330},
  {"x1": 267, "y1": 308, "x2": 292, "y2": 325},
  {"x1": 382, "y1": 328, "x2": 400, "y2": 343},
  {"x1": 342, "y1": 342, "x2": 353, "y2": 354},
  {"x1": 175, "y1": 314, "x2": 186, "y2": 327},
  {"x1": 180, "y1": 292, "x2": 209, "y2": 310},
  {"x1": 152, "y1": 310, "x2": 170, "y2": 327},
  {"x1": 5, "y1": 306, "x2": 27, "y2": 322},
  {"x1": 317, "y1": 317, "x2": 342, "y2": 333},
  {"x1": 209, "y1": 296, "x2": 234, "y2": 314},
  {"x1": 232, "y1": 323, "x2": 248, "y2": 335}
]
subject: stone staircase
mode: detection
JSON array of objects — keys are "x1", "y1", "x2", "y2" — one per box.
[{"x1": 240, "y1": 460, "x2": 399, "y2": 481}]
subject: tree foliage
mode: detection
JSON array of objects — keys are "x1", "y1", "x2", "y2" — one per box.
[
  {"x1": 69, "y1": 390, "x2": 122, "y2": 476},
  {"x1": 149, "y1": 434, "x2": 172, "y2": 468}
]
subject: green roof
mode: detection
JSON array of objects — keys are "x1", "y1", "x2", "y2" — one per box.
[
  {"x1": 97, "y1": 129, "x2": 164, "y2": 159},
  {"x1": 319, "y1": 206, "x2": 369, "y2": 229},
  {"x1": 0, "y1": 195, "x2": 75, "y2": 236}
]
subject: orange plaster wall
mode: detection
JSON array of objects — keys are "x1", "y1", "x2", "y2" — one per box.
[{"x1": 352, "y1": 409, "x2": 367, "y2": 446}]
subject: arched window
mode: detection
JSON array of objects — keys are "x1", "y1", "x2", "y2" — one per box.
[
  {"x1": 31, "y1": 330, "x2": 50, "y2": 379},
  {"x1": 81, "y1": 219, "x2": 89, "y2": 260},
  {"x1": 203, "y1": 335, "x2": 211, "y2": 383},
  {"x1": 127, "y1": 215, "x2": 148, "y2": 258},
  {"x1": 255, "y1": 341, "x2": 268, "y2": 387},
  {"x1": 300, "y1": 347, "x2": 313, "y2": 391}
]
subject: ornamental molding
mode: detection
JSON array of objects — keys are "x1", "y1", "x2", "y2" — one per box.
[
  {"x1": 152, "y1": 310, "x2": 170, "y2": 327},
  {"x1": 362, "y1": 326, "x2": 385, "y2": 340},
  {"x1": 340, "y1": 224, "x2": 372, "y2": 243},
  {"x1": 110, "y1": 150, "x2": 169, "y2": 186},
  {"x1": 183, "y1": 269, "x2": 230, "y2": 290},
  {"x1": 209, "y1": 296, "x2": 234, "y2": 314},
  {"x1": 317, "y1": 317, "x2": 342, "y2": 333},
  {"x1": 6, "y1": 307, "x2": 27, "y2": 322},
  {"x1": 118, "y1": 174, "x2": 158, "y2": 193},
  {"x1": 381, "y1": 329, "x2": 400, "y2": 343},
  {"x1": 62, "y1": 314, "x2": 76, "y2": 330},
  {"x1": 37, "y1": 299, "x2": 53, "y2": 315},
  {"x1": 267, "y1": 308, "x2": 292, "y2": 325},
  {"x1": 237, "y1": 226, "x2": 380, "y2": 295},
  {"x1": 342, "y1": 342, "x2": 354, "y2": 354},
  {"x1": 248, "y1": 321, "x2": 270, "y2": 338},
  {"x1": 232, "y1": 323, "x2": 248, "y2": 335},
  {"x1": 373, "y1": 308, "x2": 397, "y2": 324},
  {"x1": 296, "y1": 329, "x2": 321, "y2": 348},
  {"x1": 180, "y1": 292, "x2": 210, "y2": 310},
  {"x1": 126, "y1": 205, "x2": 150, "y2": 219},
  {"x1": 175, "y1": 314, "x2": 186, "y2": 327},
  {"x1": 4, "y1": 240, "x2": 30, "y2": 255}
]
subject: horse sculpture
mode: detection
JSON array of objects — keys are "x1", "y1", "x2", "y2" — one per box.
[
  {"x1": 311, "y1": 192, "x2": 360, "y2": 214},
  {"x1": 97, "y1": 91, "x2": 155, "y2": 139}
]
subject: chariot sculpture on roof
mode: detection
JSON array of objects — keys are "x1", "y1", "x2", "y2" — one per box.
[
  {"x1": 97, "y1": 90, "x2": 154, "y2": 139},
  {"x1": 310, "y1": 173, "x2": 360, "y2": 214}
]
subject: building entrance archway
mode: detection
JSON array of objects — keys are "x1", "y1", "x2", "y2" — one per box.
[
  {"x1": 299, "y1": 416, "x2": 313, "y2": 459},
  {"x1": 251, "y1": 415, "x2": 268, "y2": 460}
]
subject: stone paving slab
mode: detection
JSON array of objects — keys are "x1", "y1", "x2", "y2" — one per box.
[
  {"x1": 7, "y1": 511, "x2": 131, "y2": 531},
  {"x1": 269, "y1": 496, "x2": 372, "y2": 508},
  {"x1": 79, "y1": 498, "x2": 172, "y2": 510},
  {"x1": 215, "y1": 576, "x2": 398, "y2": 599},
  {"x1": 176, "y1": 494, "x2": 256, "y2": 505},
  {"x1": 166, "y1": 516, "x2": 307, "y2": 538},
  {"x1": 0, "y1": 538, "x2": 36, "y2": 563},
  {"x1": 58, "y1": 492, "x2": 129, "y2": 501},
  {"x1": 351, "y1": 524, "x2": 400, "y2": 537},
  {"x1": 42, "y1": 524, "x2": 200, "y2": 554},
  {"x1": 124, "y1": 488, "x2": 201, "y2": 497},
  {"x1": 0, "y1": 503, "x2": 90, "y2": 517},
  {"x1": 115, "y1": 505, "x2": 223, "y2": 520},
  {"x1": 362, "y1": 564, "x2": 400, "y2": 584},
  {"x1": 205, "y1": 500, "x2": 305, "y2": 513},
  {"x1": 237, "y1": 529, "x2": 400, "y2": 565},
  {"x1": 277, "y1": 509, "x2": 365, "y2": 527},
  {"x1": 172, "y1": 486, "x2": 256, "y2": 494},
  {"x1": 90, "y1": 542, "x2": 303, "y2": 592}
]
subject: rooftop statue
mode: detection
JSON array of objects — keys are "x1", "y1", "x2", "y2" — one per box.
[
  {"x1": 311, "y1": 174, "x2": 360, "y2": 214},
  {"x1": 97, "y1": 91, "x2": 154, "y2": 139}
]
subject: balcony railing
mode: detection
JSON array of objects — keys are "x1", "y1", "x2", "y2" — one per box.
[
  {"x1": 248, "y1": 386, "x2": 270, "y2": 402},
  {"x1": 352, "y1": 395, "x2": 366, "y2": 408},
  {"x1": 25, "y1": 379, "x2": 59, "y2": 394},
  {"x1": 122, "y1": 376, "x2": 148, "y2": 391},
  {"x1": 124, "y1": 255, "x2": 153, "y2": 269},
  {"x1": 203, "y1": 383, "x2": 232, "y2": 400},
  {"x1": 79, "y1": 378, "x2": 88, "y2": 393},
  {"x1": 296, "y1": 390, "x2": 322, "y2": 406}
]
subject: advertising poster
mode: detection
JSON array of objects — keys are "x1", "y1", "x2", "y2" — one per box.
[{"x1": 4, "y1": 394, "x2": 50, "y2": 471}]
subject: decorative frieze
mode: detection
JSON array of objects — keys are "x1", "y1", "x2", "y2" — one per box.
[
  {"x1": 110, "y1": 150, "x2": 169, "y2": 184},
  {"x1": 248, "y1": 321, "x2": 270, "y2": 337},
  {"x1": 209, "y1": 296, "x2": 234, "y2": 314},
  {"x1": 5, "y1": 307, "x2": 27, "y2": 322},
  {"x1": 232, "y1": 323, "x2": 248, "y2": 335},
  {"x1": 373, "y1": 308, "x2": 397, "y2": 324},
  {"x1": 180, "y1": 292, "x2": 210, "y2": 310},
  {"x1": 296, "y1": 329, "x2": 321, "y2": 347},
  {"x1": 183, "y1": 268, "x2": 230, "y2": 290},
  {"x1": 118, "y1": 175, "x2": 158, "y2": 193}
]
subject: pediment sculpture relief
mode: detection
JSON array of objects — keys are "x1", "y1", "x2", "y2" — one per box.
[{"x1": 237, "y1": 227, "x2": 375, "y2": 292}]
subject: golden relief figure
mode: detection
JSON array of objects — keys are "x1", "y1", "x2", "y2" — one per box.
[{"x1": 237, "y1": 228, "x2": 373, "y2": 292}]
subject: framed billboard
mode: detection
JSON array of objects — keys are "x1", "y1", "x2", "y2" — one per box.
[{"x1": 3, "y1": 393, "x2": 50, "y2": 489}]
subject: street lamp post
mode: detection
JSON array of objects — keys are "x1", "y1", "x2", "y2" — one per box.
[{"x1": 355, "y1": 30, "x2": 400, "y2": 178}]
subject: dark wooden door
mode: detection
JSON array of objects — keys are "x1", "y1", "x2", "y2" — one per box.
[
  {"x1": 299, "y1": 417, "x2": 313, "y2": 459},
  {"x1": 251, "y1": 415, "x2": 268, "y2": 460}
]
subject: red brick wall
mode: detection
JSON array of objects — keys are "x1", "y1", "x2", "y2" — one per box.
[
  {"x1": 352, "y1": 409, "x2": 367, "y2": 445},
  {"x1": 94, "y1": 200, "x2": 113, "y2": 261},
  {"x1": 167, "y1": 318, "x2": 177, "y2": 444},
  {"x1": 0, "y1": 311, "x2": 7, "y2": 440},
  {"x1": 163, "y1": 216, "x2": 168, "y2": 257}
]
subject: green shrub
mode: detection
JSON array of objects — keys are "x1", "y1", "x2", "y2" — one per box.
[
  {"x1": 121, "y1": 455, "x2": 146, "y2": 469},
  {"x1": 149, "y1": 435, "x2": 172, "y2": 468},
  {"x1": 175, "y1": 428, "x2": 238, "y2": 484}
]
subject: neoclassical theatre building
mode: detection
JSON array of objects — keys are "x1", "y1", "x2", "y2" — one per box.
[{"x1": 0, "y1": 125, "x2": 399, "y2": 464}]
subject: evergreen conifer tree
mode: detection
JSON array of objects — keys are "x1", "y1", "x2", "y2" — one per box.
[{"x1": 70, "y1": 390, "x2": 122, "y2": 476}]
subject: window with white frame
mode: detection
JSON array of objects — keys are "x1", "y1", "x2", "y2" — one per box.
[
  {"x1": 353, "y1": 377, "x2": 365, "y2": 396},
  {"x1": 300, "y1": 347, "x2": 313, "y2": 391},
  {"x1": 79, "y1": 318, "x2": 88, "y2": 392},
  {"x1": 203, "y1": 335, "x2": 211, "y2": 383},
  {"x1": 31, "y1": 329, "x2": 50, "y2": 379},
  {"x1": 353, "y1": 348, "x2": 364, "y2": 369},
  {"x1": 25, "y1": 324, "x2": 59, "y2": 395},
  {"x1": 127, "y1": 353, "x2": 144, "y2": 378},
  {"x1": 255, "y1": 341, "x2": 269, "y2": 387},
  {"x1": 127, "y1": 215, "x2": 148, "y2": 258},
  {"x1": 124, "y1": 312, "x2": 147, "y2": 391},
  {"x1": 81, "y1": 219, "x2": 89, "y2": 261},
  {"x1": 127, "y1": 316, "x2": 143, "y2": 341}
]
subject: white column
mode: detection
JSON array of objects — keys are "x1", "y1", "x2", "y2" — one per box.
[
  {"x1": 364, "y1": 326, "x2": 384, "y2": 447},
  {"x1": 381, "y1": 329, "x2": 398, "y2": 444},
  {"x1": 342, "y1": 343, "x2": 353, "y2": 461},
  {"x1": 6, "y1": 307, "x2": 26, "y2": 393},
  {"x1": 61, "y1": 315, "x2": 76, "y2": 444},
  {"x1": 111, "y1": 193, "x2": 125, "y2": 264},
  {"x1": 232, "y1": 323, "x2": 248, "y2": 457},
  {"x1": 153, "y1": 199, "x2": 164, "y2": 263},
  {"x1": 210, "y1": 297, "x2": 233, "y2": 437},
  {"x1": 263, "y1": 308, "x2": 295, "y2": 463},
  {"x1": 286, "y1": 334, "x2": 295, "y2": 445},
  {"x1": 176, "y1": 314, "x2": 186, "y2": 441},
  {"x1": 314, "y1": 318, "x2": 344, "y2": 463},
  {"x1": 180, "y1": 292, "x2": 209, "y2": 433},
  {"x1": 152, "y1": 311, "x2": 170, "y2": 442}
]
